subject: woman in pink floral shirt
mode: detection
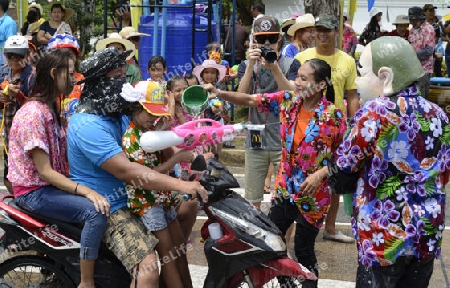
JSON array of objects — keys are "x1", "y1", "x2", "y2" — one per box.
[
  {"x1": 204, "y1": 59, "x2": 347, "y2": 286},
  {"x1": 8, "y1": 49, "x2": 109, "y2": 288}
]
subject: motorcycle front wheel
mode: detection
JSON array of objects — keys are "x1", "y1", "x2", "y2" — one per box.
[
  {"x1": 231, "y1": 274, "x2": 303, "y2": 288},
  {"x1": 0, "y1": 255, "x2": 75, "y2": 288}
]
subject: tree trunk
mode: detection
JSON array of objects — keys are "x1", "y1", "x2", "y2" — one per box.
[{"x1": 304, "y1": 0, "x2": 339, "y2": 17}]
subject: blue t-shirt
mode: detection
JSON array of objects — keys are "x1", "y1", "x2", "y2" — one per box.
[
  {"x1": 281, "y1": 44, "x2": 299, "y2": 58},
  {"x1": 0, "y1": 13, "x2": 18, "y2": 66},
  {"x1": 67, "y1": 113, "x2": 130, "y2": 213}
]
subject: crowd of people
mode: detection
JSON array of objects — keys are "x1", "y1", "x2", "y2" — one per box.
[{"x1": 0, "y1": 0, "x2": 448, "y2": 287}]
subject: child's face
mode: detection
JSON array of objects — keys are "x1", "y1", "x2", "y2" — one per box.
[
  {"x1": 202, "y1": 68, "x2": 218, "y2": 84},
  {"x1": 148, "y1": 62, "x2": 166, "y2": 82},
  {"x1": 186, "y1": 77, "x2": 199, "y2": 86},
  {"x1": 134, "y1": 109, "x2": 159, "y2": 131},
  {"x1": 169, "y1": 80, "x2": 188, "y2": 103}
]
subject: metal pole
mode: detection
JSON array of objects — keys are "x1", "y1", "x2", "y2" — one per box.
[
  {"x1": 161, "y1": 0, "x2": 167, "y2": 58},
  {"x1": 103, "y1": 0, "x2": 107, "y2": 37},
  {"x1": 153, "y1": 3, "x2": 159, "y2": 56},
  {"x1": 191, "y1": 0, "x2": 196, "y2": 68}
]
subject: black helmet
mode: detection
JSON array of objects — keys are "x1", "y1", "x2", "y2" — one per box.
[{"x1": 407, "y1": 6, "x2": 425, "y2": 20}]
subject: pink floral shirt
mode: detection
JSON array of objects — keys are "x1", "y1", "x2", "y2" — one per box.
[
  {"x1": 8, "y1": 101, "x2": 68, "y2": 196},
  {"x1": 409, "y1": 21, "x2": 435, "y2": 74},
  {"x1": 257, "y1": 91, "x2": 347, "y2": 228}
]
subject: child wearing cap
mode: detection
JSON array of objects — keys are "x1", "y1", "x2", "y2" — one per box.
[{"x1": 121, "y1": 80, "x2": 194, "y2": 288}]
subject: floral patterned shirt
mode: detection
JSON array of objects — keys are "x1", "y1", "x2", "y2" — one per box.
[
  {"x1": 257, "y1": 91, "x2": 347, "y2": 228},
  {"x1": 409, "y1": 21, "x2": 436, "y2": 74},
  {"x1": 8, "y1": 101, "x2": 68, "y2": 196},
  {"x1": 342, "y1": 24, "x2": 358, "y2": 56},
  {"x1": 336, "y1": 86, "x2": 449, "y2": 266},
  {"x1": 122, "y1": 121, "x2": 176, "y2": 216}
]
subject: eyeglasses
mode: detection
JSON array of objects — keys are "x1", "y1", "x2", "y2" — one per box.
[
  {"x1": 255, "y1": 34, "x2": 279, "y2": 44},
  {"x1": 6, "y1": 53, "x2": 25, "y2": 60}
]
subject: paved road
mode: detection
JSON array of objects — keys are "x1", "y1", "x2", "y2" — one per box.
[
  {"x1": 186, "y1": 166, "x2": 450, "y2": 288},
  {"x1": 0, "y1": 165, "x2": 448, "y2": 287}
]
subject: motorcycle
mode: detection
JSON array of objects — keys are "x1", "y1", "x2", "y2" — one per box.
[
  {"x1": 0, "y1": 193, "x2": 131, "y2": 287},
  {"x1": 185, "y1": 157, "x2": 317, "y2": 288},
  {"x1": 0, "y1": 156, "x2": 316, "y2": 288}
]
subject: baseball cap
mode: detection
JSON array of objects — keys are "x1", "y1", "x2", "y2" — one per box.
[
  {"x1": 4, "y1": 35, "x2": 29, "y2": 56},
  {"x1": 47, "y1": 34, "x2": 81, "y2": 55},
  {"x1": 314, "y1": 14, "x2": 339, "y2": 29},
  {"x1": 253, "y1": 16, "x2": 280, "y2": 35},
  {"x1": 133, "y1": 81, "x2": 171, "y2": 117}
]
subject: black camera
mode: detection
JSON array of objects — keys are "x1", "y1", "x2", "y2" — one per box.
[{"x1": 260, "y1": 45, "x2": 277, "y2": 63}]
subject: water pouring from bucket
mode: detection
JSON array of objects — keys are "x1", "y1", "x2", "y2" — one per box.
[{"x1": 182, "y1": 85, "x2": 209, "y2": 117}]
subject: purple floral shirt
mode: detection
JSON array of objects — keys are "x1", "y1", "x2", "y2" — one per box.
[{"x1": 336, "y1": 86, "x2": 449, "y2": 266}]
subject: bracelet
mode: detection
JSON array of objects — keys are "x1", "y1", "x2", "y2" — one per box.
[{"x1": 74, "y1": 183, "x2": 79, "y2": 194}]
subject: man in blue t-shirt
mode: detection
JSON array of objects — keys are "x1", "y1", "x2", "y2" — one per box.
[
  {"x1": 0, "y1": 0, "x2": 18, "y2": 66},
  {"x1": 68, "y1": 47, "x2": 207, "y2": 286}
]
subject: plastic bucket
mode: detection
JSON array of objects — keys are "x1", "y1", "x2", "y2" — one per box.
[{"x1": 182, "y1": 85, "x2": 208, "y2": 115}]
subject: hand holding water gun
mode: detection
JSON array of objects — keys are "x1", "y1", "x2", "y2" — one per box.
[{"x1": 140, "y1": 119, "x2": 264, "y2": 153}]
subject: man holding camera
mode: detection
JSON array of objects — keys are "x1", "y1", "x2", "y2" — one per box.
[
  {"x1": 295, "y1": 14, "x2": 359, "y2": 243},
  {"x1": 237, "y1": 15, "x2": 299, "y2": 209}
]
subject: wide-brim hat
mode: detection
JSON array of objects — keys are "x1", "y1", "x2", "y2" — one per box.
[
  {"x1": 95, "y1": 32, "x2": 135, "y2": 60},
  {"x1": 80, "y1": 47, "x2": 133, "y2": 83},
  {"x1": 280, "y1": 19, "x2": 296, "y2": 33},
  {"x1": 392, "y1": 14, "x2": 410, "y2": 25},
  {"x1": 192, "y1": 60, "x2": 227, "y2": 84},
  {"x1": 287, "y1": 13, "x2": 315, "y2": 36},
  {"x1": 28, "y1": 2, "x2": 43, "y2": 15},
  {"x1": 119, "y1": 26, "x2": 151, "y2": 40},
  {"x1": 133, "y1": 81, "x2": 171, "y2": 117}
]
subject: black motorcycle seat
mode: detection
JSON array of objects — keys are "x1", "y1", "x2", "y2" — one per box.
[{"x1": 7, "y1": 200, "x2": 83, "y2": 240}]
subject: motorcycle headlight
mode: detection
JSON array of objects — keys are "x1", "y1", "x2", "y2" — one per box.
[{"x1": 209, "y1": 207, "x2": 286, "y2": 252}]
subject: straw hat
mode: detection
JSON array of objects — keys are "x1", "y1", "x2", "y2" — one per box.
[
  {"x1": 28, "y1": 2, "x2": 43, "y2": 16},
  {"x1": 392, "y1": 15, "x2": 410, "y2": 25},
  {"x1": 193, "y1": 60, "x2": 227, "y2": 84},
  {"x1": 287, "y1": 13, "x2": 315, "y2": 36},
  {"x1": 96, "y1": 33, "x2": 135, "y2": 60},
  {"x1": 119, "y1": 26, "x2": 151, "y2": 40}
]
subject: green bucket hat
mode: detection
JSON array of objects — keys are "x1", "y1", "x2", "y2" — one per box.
[{"x1": 370, "y1": 36, "x2": 424, "y2": 94}]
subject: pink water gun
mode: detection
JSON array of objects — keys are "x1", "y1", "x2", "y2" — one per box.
[{"x1": 140, "y1": 119, "x2": 264, "y2": 153}]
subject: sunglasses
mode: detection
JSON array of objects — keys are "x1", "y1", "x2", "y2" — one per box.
[
  {"x1": 255, "y1": 34, "x2": 279, "y2": 44},
  {"x1": 6, "y1": 53, "x2": 25, "y2": 60}
]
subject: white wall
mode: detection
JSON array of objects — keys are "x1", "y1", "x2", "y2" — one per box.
[{"x1": 262, "y1": 0, "x2": 450, "y2": 35}]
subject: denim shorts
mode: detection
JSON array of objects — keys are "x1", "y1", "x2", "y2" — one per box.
[{"x1": 141, "y1": 205, "x2": 177, "y2": 232}]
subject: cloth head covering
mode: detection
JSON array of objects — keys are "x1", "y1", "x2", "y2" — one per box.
[
  {"x1": 407, "y1": 7, "x2": 425, "y2": 20},
  {"x1": 4, "y1": 35, "x2": 29, "y2": 56},
  {"x1": 47, "y1": 34, "x2": 80, "y2": 55},
  {"x1": 392, "y1": 15, "x2": 410, "y2": 25},
  {"x1": 315, "y1": 14, "x2": 339, "y2": 29},
  {"x1": 77, "y1": 47, "x2": 134, "y2": 115}
]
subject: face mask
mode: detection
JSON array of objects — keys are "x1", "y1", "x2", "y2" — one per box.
[{"x1": 77, "y1": 77, "x2": 131, "y2": 115}]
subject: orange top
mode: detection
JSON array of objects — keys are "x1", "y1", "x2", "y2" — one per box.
[{"x1": 292, "y1": 106, "x2": 315, "y2": 152}]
